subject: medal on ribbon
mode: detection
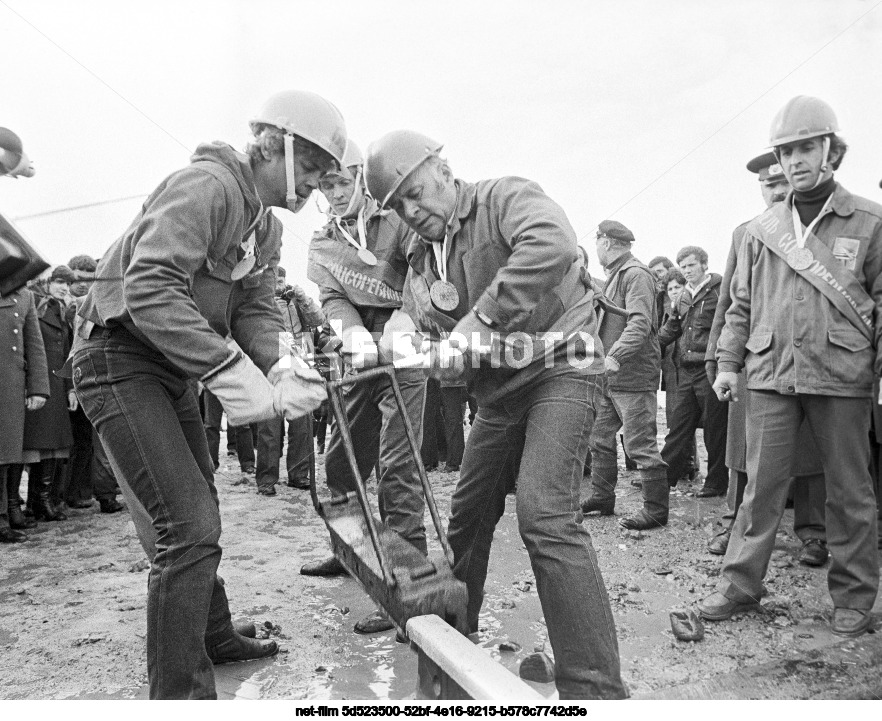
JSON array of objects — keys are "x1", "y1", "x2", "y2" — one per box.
[
  {"x1": 786, "y1": 247, "x2": 813, "y2": 271},
  {"x1": 787, "y1": 195, "x2": 832, "y2": 274},
  {"x1": 429, "y1": 231, "x2": 460, "y2": 313},
  {"x1": 231, "y1": 232, "x2": 257, "y2": 280},
  {"x1": 336, "y1": 209, "x2": 377, "y2": 266}
]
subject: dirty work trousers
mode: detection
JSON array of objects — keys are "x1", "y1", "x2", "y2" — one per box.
[
  {"x1": 719, "y1": 390, "x2": 878, "y2": 611},
  {"x1": 588, "y1": 378, "x2": 668, "y2": 503},
  {"x1": 447, "y1": 372, "x2": 626, "y2": 700},
  {"x1": 73, "y1": 326, "x2": 236, "y2": 699},
  {"x1": 324, "y1": 368, "x2": 428, "y2": 554}
]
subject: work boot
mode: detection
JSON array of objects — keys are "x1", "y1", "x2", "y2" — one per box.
[
  {"x1": 798, "y1": 538, "x2": 829, "y2": 567},
  {"x1": 6, "y1": 466, "x2": 35, "y2": 530},
  {"x1": 619, "y1": 474, "x2": 668, "y2": 530},
  {"x1": 99, "y1": 498, "x2": 124, "y2": 514},
  {"x1": 580, "y1": 495, "x2": 615, "y2": 516},
  {"x1": 31, "y1": 460, "x2": 67, "y2": 522},
  {"x1": 698, "y1": 592, "x2": 761, "y2": 621},
  {"x1": 207, "y1": 632, "x2": 278, "y2": 664},
  {"x1": 831, "y1": 608, "x2": 873, "y2": 638},
  {"x1": 353, "y1": 610, "x2": 394, "y2": 635},
  {"x1": 707, "y1": 528, "x2": 731, "y2": 556},
  {"x1": 300, "y1": 556, "x2": 347, "y2": 576},
  {"x1": 0, "y1": 524, "x2": 28, "y2": 543}
]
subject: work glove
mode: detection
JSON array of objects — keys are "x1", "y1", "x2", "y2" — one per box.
[
  {"x1": 271, "y1": 364, "x2": 327, "y2": 420},
  {"x1": 705, "y1": 360, "x2": 717, "y2": 386},
  {"x1": 202, "y1": 340, "x2": 277, "y2": 426},
  {"x1": 712, "y1": 371, "x2": 739, "y2": 403},
  {"x1": 341, "y1": 324, "x2": 378, "y2": 370},
  {"x1": 378, "y1": 310, "x2": 423, "y2": 365}
]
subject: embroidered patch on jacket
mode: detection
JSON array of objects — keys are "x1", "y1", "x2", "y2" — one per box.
[{"x1": 832, "y1": 237, "x2": 861, "y2": 271}]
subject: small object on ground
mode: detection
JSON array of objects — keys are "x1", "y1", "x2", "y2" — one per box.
[
  {"x1": 513, "y1": 580, "x2": 533, "y2": 592},
  {"x1": 798, "y1": 538, "x2": 829, "y2": 567},
  {"x1": 670, "y1": 610, "x2": 705, "y2": 642},
  {"x1": 497, "y1": 598, "x2": 517, "y2": 609},
  {"x1": 300, "y1": 555, "x2": 347, "y2": 577},
  {"x1": 128, "y1": 558, "x2": 150, "y2": 573},
  {"x1": 499, "y1": 640, "x2": 521, "y2": 653},
  {"x1": 519, "y1": 651, "x2": 555, "y2": 683},
  {"x1": 231, "y1": 476, "x2": 250, "y2": 486},
  {"x1": 354, "y1": 609, "x2": 394, "y2": 634},
  {"x1": 652, "y1": 567, "x2": 672, "y2": 575}
]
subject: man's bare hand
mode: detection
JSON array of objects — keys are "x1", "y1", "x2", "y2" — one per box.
[
  {"x1": 25, "y1": 395, "x2": 46, "y2": 411},
  {"x1": 713, "y1": 371, "x2": 739, "y2": 402}
]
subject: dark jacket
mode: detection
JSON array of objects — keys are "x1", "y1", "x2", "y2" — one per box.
[
  {"x1": 0, "y1": 288, "x2": 49, "y2": 463},
  {"x1": 76, "y1": 142, "x2": 285, "y2": 377},
  {"x1": 659, "y1": 273, "x2": 722, "y2": 367},
  {"x1": 24, "y1": 295, "x2": 73, "y2": 450},
  {"x1": 598, "y1": 252, "x2": 660, "y2": 391},
  {"x1": 402, "y1": 177, "x2": 603, "y2": 405}
]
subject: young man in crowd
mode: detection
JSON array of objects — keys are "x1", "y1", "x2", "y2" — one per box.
[
  {"x1": 580, "y1": 220, "x2": 669, "y2": 530},
  {"x1": 72, "y1": 90, "x2": 343, "y2": 698},
  {"x1": 703, "y1": 96, "x2": 882, "y2": 638},
  {"x1": 659, "y1": 245, "x2": 729, "y2": 497},
  {"x1": 368, "y1": 130, "x2": 626, "y2": 699},
  {"x1": 705, "y1": 152, "x2": 827, "y2": 563},
  {"x1": 304, "y1": 140, "x2": 428, "y2": 637}
]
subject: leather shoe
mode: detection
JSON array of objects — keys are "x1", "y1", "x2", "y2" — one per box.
[
  {"x1": 207, "y1": 633, "x2": 278, "y2": 664},
  {"x1": 798, "y1": 538, "x2": 829, "y2": 567},
  {"x1": 619, "y1": 509, "x2": 667, "y2": 530},
  {"x1": 257, "y1": 486, "x2": 277, "y2": 496},
  {"x1": 0, "y1": 527, "x2": 27, "y2": 543},
  {"x1": 99, "y1": 498, "x2": 124, "y2": 514},
  {"x1": 698, "y1": 591, "x2": 760, "y2": 621},
  {"x1": 831, "y1": 608, "x2": 873, "y2": 638},
  {"x1": 707, "y1": 529, "x2": 731, "y2": 556},
  {"x1": 66, "y1": 499, "x2": 94, "y2": 509},
  {"x1": 580, "y1": 496, "x2": 615, "y2": 516},
  {"x1": 353, "y1": 610, "x2": 394, "y2": 635},
  {"x1": 300, "y1": 556, "x2": 347, "y2": 576},
  {"x1": 286, "y1": 477, "x2": 311, "y2": 490},
  {"x1": 241, "y1": 464, "x2": 256, "y2": 475},
  {"x1": 696, "y1": 486, "x2": 726, "y2": 498},
  {"x1": 440, "y1": 463, "x2": 460, "y2": 473}
]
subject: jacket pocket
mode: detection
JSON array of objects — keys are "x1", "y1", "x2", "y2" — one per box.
[
  {"x1": 745, "y1": 330, "x2": 773, "y2": 354},
  {"x1": 827, "y1": 328, "x2": 871, "y2": 353}
]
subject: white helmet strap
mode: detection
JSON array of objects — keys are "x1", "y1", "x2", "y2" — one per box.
[{"x1": 284, "y1": 133, "x2": 305, "y2": 213}]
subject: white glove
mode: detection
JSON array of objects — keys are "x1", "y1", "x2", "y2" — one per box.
[
  {"x1": 378, "y1": 310, "x2": 422, "y2": 365},
  {"x1": 202, "y1": 340, "x2": 277, "y2": 425},
  {"x1": 271, "y1": 365, "x2": 327, "y2": 420},
  {"x1": 341, "y1": 324, "x2": 378, "y2": 370}
]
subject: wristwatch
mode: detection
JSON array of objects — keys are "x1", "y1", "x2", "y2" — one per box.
[{"x1": 472, "y1": 306, "x2": 497, "y2": 329}]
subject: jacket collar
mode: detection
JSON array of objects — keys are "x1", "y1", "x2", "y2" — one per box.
[
  {"x1": 407, "y1": 179, "x2": 476, "y2": 272},
  {"x1": 603, "y1": 251, "x2": 634, "y2": 278},
  {"x1": 785, "y1": 180, "x2": 855, "y2": 219}
]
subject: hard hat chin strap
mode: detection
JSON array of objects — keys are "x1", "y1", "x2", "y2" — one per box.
[
  {"x1": 811, "y1": 135, "x2": 831, "y2": 190},
  {"x1": 284, "y1": 134, "x2": 306, "y2": 213}
]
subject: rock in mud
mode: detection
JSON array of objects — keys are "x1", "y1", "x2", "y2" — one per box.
[
  {"x1": 519, "y1": 651, "x2": 554, "y2": 683},
  {"x1": 498, "y1": 641, "x2": 521, "y2": 653}
]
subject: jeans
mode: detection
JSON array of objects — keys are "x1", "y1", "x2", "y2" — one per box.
[
  {"x1": 447, "y1": 373, "x2": 625, "y2": 699},
  {"x1": 663, "y1": 364, "x2": 728, "y2": 489},
  {"x1": 588, "y1": 378, "x2": 667, "y2": 500},
  {"x1": 324, "y1": 368, "x2": 428, "y2": 553},
  {"x1": 73, "y1": 328, "x2": 235, "y2": 699},
  {"x1": 255, "y1": 414, "x2": 312, "y2": 490},
  {"x1": 719, "y1": 391, "x2": 878, "y2": 610},
  {"x1": 202, "y1": 389, "x2": 223, "y2": 468}
]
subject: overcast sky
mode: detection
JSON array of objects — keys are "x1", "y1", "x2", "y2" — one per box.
[{"x1": 3, "y1": 0, "x2": 882, "y2": 296}]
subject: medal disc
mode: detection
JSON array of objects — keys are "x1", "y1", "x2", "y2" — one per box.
[
  {"x1": 231, "y1": 254, "x2": 256, "y2": 280},
  {"x1": 786, "y1": 247, "x2": 813, "y2": 271},
  {"x1": 357, "y1": 248, "x2": 378, "y2": 266},
  {"x1": 430, "y1": 280, "x2": 460, "y2": 312}
]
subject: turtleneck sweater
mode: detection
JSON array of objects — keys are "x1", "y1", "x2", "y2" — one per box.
[{"x1": 793, "y1": 175, "x2": 835, "y2": 227}]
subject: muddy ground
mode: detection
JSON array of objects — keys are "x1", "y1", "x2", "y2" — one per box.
[{"x1": 1, "y1": 403, "x2": 879, "y2": 700}]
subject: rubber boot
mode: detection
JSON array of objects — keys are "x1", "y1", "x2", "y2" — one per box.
[
  {"x1": 581, "y1": 464, "x2": 617, "y2": 515},
  {"x1": 7, "y1": 465, "x2": 36, "y2": 530},
  {"x1": 620, "y1": 472, "x2": 669, "y2": 530},
  {"x1": 33, "y1": 459, "x2": 67, "y2": 522}
]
